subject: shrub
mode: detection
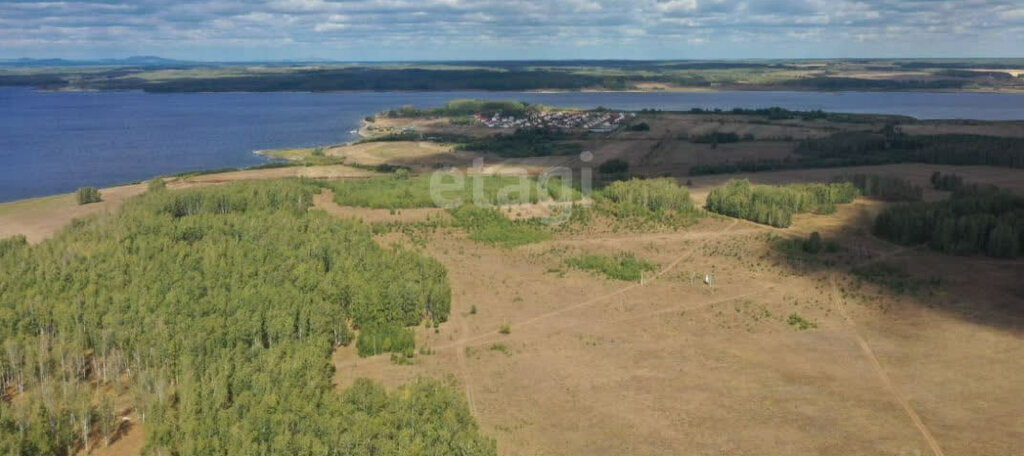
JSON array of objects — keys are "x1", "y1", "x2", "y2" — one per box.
[
  {"x1": 147, "y1": 178, "x2": 167, "y2": 192},
  {"x1": 803, "y1": 232, "x2": 823, "y2": 254},
  {"x1": 787, "y1": 313, "x2": 818, "y2": 330},
  {"x1": 489, "y1": 343, "x2": 511, "y2": 355},
  {"x1": 76, "y1": 186, "x2": 102, "y2": 205},
  {"x1": 498, "y1": 324, "x2": 511, "y2": 335}
]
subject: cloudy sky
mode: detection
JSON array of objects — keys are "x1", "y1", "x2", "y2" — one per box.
[{"x1": 1, "y1": 0, "x2": 1021, "y2": 61}]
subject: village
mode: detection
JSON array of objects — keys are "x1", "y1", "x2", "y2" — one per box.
[{"x1": 474, "y1": 110, "x2": 633, "y2": 132}]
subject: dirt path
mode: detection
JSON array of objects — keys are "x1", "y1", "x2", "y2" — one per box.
[
  {"x1": 829, "y1": 274, "x2": 946, "y2": 456},
  {"x1": 432, "y1": 220, "x2": 740, "y2": 353},
  {"x1": 456, "y1": 314, "x2": 479, "y2": 416},
  {"x1": 333, "y1": 220, "x2": 742, "y2": 373}
]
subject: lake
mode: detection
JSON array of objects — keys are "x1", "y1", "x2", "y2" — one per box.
[{"x1": 2, "y1": 87, "x2": 1023, "y2": 202}]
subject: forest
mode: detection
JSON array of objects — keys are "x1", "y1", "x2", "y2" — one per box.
[
  {"x1": 705, "y1": 179, "x2": 858, "y2": 227},
  {"x1": 690, "y1": 131, "x2": 1024, "y2": 175},
  {"x1": 797, "y1": 131, "x2": 1024, "y2": 169},
  {"x1": 0, "y1": 180, "x2": 494, "y2": 455},
  {"x1": 593, "y1": 178, "x2": 702, "y2": 226},
  {"x1": 832, "y1": 174, "x2": 923, "y2": 201},
  {"x1": 873, "y1": 182, "x2": 1024, "y2": 258}
]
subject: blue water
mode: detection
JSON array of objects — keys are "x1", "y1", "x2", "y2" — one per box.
[{"x1": 2, "y1": 87, "x2": 1023, "y2": 202}]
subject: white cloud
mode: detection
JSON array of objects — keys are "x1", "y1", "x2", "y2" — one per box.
[
  {"x1": 0, "y1": 0, "x2": 1019, "y2": 59},
  {"x1": 656, "y1": 0, "x2": 698, "y2": 14}
]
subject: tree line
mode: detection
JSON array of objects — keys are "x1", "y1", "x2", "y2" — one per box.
[
  {"x1": 931, "y1": 171, "x2": 964, "y2": 191},
  {"x1": 833, "y1": 174, "x2": 922, "y2": 201},
  {"x1": 874, "y1": 182, "x2": 1023, "y2": 258},
  {"x1": 455, "y1": 128, "x2": 583, "y2": 158},
  {"x1": 88, "y1": 68, "x2": 614, "y2": 93},
  {"x1": 594, "y1": 178, "x2": 702, "y2": 226},
  {"x1": 690, "y1": 131, "x2": 1024, "y2": 175},
  {"x1": 0, "y1": 180, "x2": 494, "y2": 455},
  {"x1": 705, "y1": 179, "x2": 858, "y2": 227},
  {"x1": 797, "y1": 131, "x2": 1024, "y2": 169},
  {"x1": 382, "y1": 99, "x2": 536, "y2": 119}
]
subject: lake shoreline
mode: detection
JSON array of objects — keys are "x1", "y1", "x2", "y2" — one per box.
[{"x1": 4, "y1": 88, "x2": 1024, "y2": 202}]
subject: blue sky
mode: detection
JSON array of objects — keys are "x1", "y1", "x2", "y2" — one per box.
[{"x1": 1, "y1": 0, "x2": 1022, "y2": 61}]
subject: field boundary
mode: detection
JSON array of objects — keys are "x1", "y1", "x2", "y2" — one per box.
[{"x1": 829, "y1": 275, "x2": 945, "y2": 456}]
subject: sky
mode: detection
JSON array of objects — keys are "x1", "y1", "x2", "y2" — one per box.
[{"x1": 0, "y1": 0, "x2": 1022, "y2": 61}]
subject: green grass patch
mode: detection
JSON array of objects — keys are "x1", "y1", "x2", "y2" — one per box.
[
  {"x1": 328, "y1": 174, "x2": 579, "y2": 210},
  {"x1": 450, "y1": 206, "x2": 550, "y2": 247},
  {"x1": 564, "y1": 253, "x2": 656, "y2": 281},
  {"x1": 489, "y1": 343, "x2": 511, "y2": 355}
]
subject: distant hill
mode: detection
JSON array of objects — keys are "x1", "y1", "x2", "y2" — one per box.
[{"x1": 0, "y1": 55, "x2": 190, "y2": 67}]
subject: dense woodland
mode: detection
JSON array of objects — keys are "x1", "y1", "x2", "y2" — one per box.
[
  {"x1": 594, "y1": 178, "x2": 702, "y2": 226},
  {"x1": 705, "y1": 179, "x2": 858, "y2": 227},
  {"x1": 690, "y1": 130, "x2": 1024, "y2": 175},
  {"x1": 874, "y1": 183, "x2": 1024, "y2": 258},
  {"x1": 0, "y1": 180, "x2": 494, "y2": 455},
  {"x1": 833, "y1": 174, "x2": 923, "y2": 201}
]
